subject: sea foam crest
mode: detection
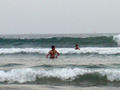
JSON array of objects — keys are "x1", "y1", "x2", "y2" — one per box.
[
  {"x1": 0, "y1": 68, "x2": 120, "y2": 83},
  {"x1": 113, "y1": 34, "x2": 120, "y2": 46},
  {"x1": 0, "y1": 47, "x2": 120, "y2": 55}
]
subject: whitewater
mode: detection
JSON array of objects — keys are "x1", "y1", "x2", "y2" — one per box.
[
  {"x1": 0, "y1": 47, "x2": 120, "y2": 55},
  {"x1": 0, "y1": 67, "x2": 120, "y2": 83}
]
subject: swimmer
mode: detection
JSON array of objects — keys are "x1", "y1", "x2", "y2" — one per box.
[
  {"x1": 46, "y1": 45, "x2": 60, "y2": 59},
  {"x1": 75, "y1": 44, "x2": 80, "y2": 50}
]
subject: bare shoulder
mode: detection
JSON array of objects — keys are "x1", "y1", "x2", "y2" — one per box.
[
  {"x1": 55, "y1": 50, "x2": 58, "y2": 52},
  {"x1": 55, "y1": 50, "x2": 59, "y2": 54}
]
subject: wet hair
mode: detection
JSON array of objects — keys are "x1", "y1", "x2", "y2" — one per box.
[
  {"x1": 75, "y1": 44, "x2": 78, "y2": 46},
  {"x1": 51, "y1": 45, "x2": 55, "y2": 49}
]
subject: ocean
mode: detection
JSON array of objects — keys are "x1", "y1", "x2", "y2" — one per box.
[{"x1": 0, "y1": 33, "x2": 120, "y2": 89}]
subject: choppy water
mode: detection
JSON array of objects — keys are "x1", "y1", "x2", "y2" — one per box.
[{"x1": 0, "y1": 34, "x2": 120, "y2": 87}]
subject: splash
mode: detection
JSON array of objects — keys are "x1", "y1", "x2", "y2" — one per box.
[{"x1": 0, "y1": 68, "x2": 120, "y2": 83}]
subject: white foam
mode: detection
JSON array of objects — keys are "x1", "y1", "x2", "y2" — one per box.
[
  {"x1": 113, "y1": 34, "x2": 120, "y2": 46},
  {"x1": 0, "y1": 47, "x2": 120, "y2": 55},
  {"x1": 0, "y1": 68, "x2": 120, "y2": 83}
]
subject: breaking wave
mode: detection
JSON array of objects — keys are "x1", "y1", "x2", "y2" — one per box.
[
  {"x1": 0, "y1": 34, "x2": 120, "y2": 48},
  {"x1": 0, "y1": 47, "x2": 120, "y2": 55},
  {"x1": 0, "y1": 67, "x2": 120, "y2": 84}
]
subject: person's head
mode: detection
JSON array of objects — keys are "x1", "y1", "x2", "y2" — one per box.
[
  {"x1": 75, "y1": 44, "x2": 79, "y2": 47},
  {"x1": 75, "y1": 44, "x2": 79, "y2": 49},
  {"x1": 51, "y1": 45, "x2": 55, "y2": 50}
]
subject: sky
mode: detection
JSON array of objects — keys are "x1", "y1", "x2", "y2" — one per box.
[{"x1": 0, "y1": 0, "x2": 120, "y2": 34}]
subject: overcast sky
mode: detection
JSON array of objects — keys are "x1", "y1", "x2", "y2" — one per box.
[{"x1": 0, "y1": 0, "x2": 120, "y2": 34}]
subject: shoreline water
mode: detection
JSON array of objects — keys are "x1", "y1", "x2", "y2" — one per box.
[{"x1": 0, "y1": 84, "x2": 120, "y2": 90}]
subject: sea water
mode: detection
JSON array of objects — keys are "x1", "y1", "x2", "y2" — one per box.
[{"x1": 0, "y1": 34, "x2": 120, "y2": 87}]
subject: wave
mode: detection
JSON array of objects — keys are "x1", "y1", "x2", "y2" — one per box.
[
  {"x1": 113, "y1": 34, "x2": 120, "y2": 46},
  {"x1": 0, "y1": 47, "x2": 120, "y2": 55},
  {"x1": 0, "y1": 68, "x2": 120, "y2": 84},
  {"x1": 0, "y1": 34, "x2": 120, "y2": 48}
]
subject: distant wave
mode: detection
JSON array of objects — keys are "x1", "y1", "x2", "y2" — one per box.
[
  {"x1": 113, "y1": 34, "x2": 120, "y2": 46},
  {"x1": 0, "y1": 67, "x2": 120, "y2": 84},
  {"x1": 0, "y1": 47, "x2": 120, "y2": 55},
  {"x1": 0, "y1": 34, "x2": 120, "y2": 48}
]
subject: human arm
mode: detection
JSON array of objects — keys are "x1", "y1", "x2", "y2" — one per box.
[
  {"x1": 55, "y1": 51, "x2": 60, "y2": 58},
  {"x1": 46, "y1": 51, "x2": 50, "y2": 58}
]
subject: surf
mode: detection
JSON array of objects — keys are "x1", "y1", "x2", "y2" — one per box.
[
  {"x1": 0, "y1": 67, "x2": 120, "y2": 84},
  {"x1": 0, "y1": 47, "x2": 120, "y2": 55},
  {"x1": 0, "y1": 34, "x2": 119, "y2": 48}
]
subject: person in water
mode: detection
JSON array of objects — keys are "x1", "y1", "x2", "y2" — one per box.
[
  {"x1": 46, "y1": 45, "x2": 60, "y2": 59},
  {"x1": 75, "y1": 44, "x2": 80, "y2": 50}
]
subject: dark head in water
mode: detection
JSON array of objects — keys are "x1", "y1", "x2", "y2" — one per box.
[
  {"x1": 51, "y1": 45, "x2": 55, "y2": 50},
  {"x1": 75, "y1": 44, "x2": 80, "y2": 50}
]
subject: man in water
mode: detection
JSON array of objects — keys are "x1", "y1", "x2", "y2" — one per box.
[
  {"x1": 46, "y1": 45, "x2": 60, "y2": 59},
  {"x1": 75, "y1": 44, "x2": 80, "y2": 50}
]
